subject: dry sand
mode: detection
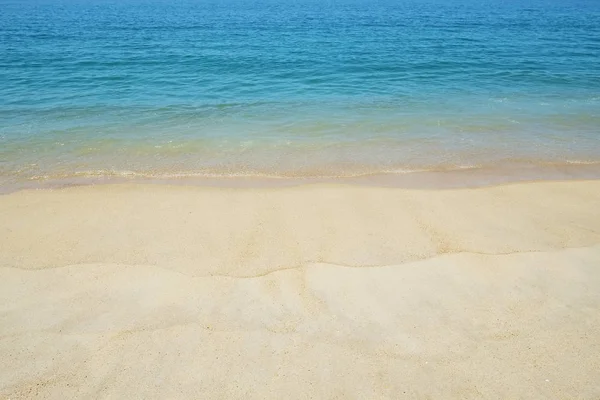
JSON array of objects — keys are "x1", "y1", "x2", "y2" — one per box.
[{"x1": 1, "y1": 180, "x2": 600, "y2": 399}]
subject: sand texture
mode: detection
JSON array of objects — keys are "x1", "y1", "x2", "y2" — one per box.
[{"x1": 1, "y1": 181, "x2": 600, "y2": 399}]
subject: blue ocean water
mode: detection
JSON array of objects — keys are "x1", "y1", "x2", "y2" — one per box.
[{"x1": 1, "y1": 0, "x2": 600, "y2": 187}]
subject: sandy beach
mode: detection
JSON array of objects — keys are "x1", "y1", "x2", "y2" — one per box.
[{"x1": 1, "y1": 180, "x2": 600, "y2": 399}]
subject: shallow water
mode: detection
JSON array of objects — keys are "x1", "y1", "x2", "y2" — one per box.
[{"x1": 1, "y1": 0, "x2": 600, "y2": 188}]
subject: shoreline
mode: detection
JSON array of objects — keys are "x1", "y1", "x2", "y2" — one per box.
[{"x1": 2, "y1": 161, "x2": 600, "y2": 194}]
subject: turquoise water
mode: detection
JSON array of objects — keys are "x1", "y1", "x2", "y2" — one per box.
[{"x1": 1, "y1": 0, "x2": 600, "y2": 188}]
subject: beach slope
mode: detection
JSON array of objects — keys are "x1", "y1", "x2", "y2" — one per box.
[{"x1": 1, "y1": 181, "x2": 600, "y2": 398}]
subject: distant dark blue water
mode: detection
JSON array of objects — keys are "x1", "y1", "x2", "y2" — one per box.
[{"x1": 1, "y1": 0, "x2": 600, "y2": 186}]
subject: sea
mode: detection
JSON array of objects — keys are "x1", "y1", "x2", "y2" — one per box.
[{"x1": 1, "y1": 0, "x2": 600, "y2": 190}]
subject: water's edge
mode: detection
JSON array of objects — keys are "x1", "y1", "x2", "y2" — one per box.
[{"x1": 3, "y1": 162, "x2": 600, "y2": 194}]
